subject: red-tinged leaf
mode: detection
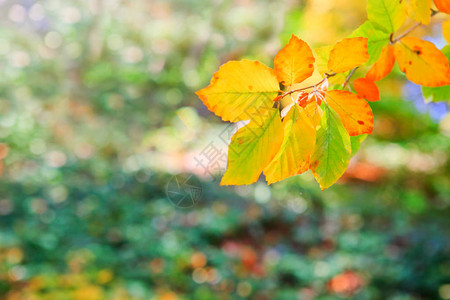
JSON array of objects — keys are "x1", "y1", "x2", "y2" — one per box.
[
  {"x1": 366, "y1": 45, "x2": 396, "y2": 81},
  {"x1": 434, "y1": 0, "x2": 450, "y2": 14},
  {"x1": 325, "y1": 90, "x2": 374, "y2": 136},
  {"x1": 328, "y1": 37, "x2": 369, "y2": 73},
  {"x1": 274, "y1": 35, "x2": 315, "y2": 86},
  {"x1": 196, "y1": 60, "x2": 280, "y2": 122},
  {"x1": 353, "y1": 78, "x2": 380, "y2": 102},
  {"x1": 394, "y1": 37, "x2": 450, "y2": 87}
]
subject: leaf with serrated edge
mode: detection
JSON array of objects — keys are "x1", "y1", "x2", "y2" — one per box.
[
  {"x1": 310, "y1": 107, "x2": 351, "y2": 190},
  {"x1": 394, "y1": 37, "x2": 450, "y2": 87},
  {"x1": 366, "y1": 44, "x2": 395, "y2": 81},
  {"x1": 274, "y1": 35, "x2": 315, "y2": 86},
  {"x1": 196, "y1": 60, "x2": 279, "y2": 122},
  {"x1": 325, "y1": 90, "x2": 374, "y2": 136},
  {"x1": 221, "y1": 108, "x2": 283, "y2": 185},
  {"x1": 264, "y1": 105, "x2": 316, "y2": 184},
  {"x1": 367, "y1": 0, "x2": 407, "y2": 33},
  {"x1": 328, "y1": 37, "x2": 369, "y2": 73}
]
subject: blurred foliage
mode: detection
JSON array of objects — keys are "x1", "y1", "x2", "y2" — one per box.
[{"x1": 0, "y1": 0, "x2": 449, "y2": 299}]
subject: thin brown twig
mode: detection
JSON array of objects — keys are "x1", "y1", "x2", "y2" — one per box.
[
  {"x1": 275, "y1": 73, "x2": 336, "y2": 102},
  {"x1": 342, "y1": 67, "x2": 358, "y2": 88},
  {"x1": 392, "y1": 10, "x2": 439, "y2": 43}
]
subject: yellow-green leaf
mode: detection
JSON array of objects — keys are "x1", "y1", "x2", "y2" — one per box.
[
  {"x1": 264, "y1": 105, "x2": 316, "y2": 184},
  {"x1": 221, "y1": 108, "x2": 283, "y2": 185},
  {"x1": 367, "y1": 0, "x2": 407, "y2": 33},
  {"x1": 196, "y1": 60, "x2": 280, "y2": 122},
  {"x1": 403, "y1": 0, "x2": 432, "y2": 24},
  {"x1": 350, "y1": 21, "x2": 391, "y2": 64},
  {"x1": 310, "y1": 107, "x2": 351, "y2": 190}
]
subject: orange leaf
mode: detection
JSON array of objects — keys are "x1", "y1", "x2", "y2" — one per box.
[
  {"x1": 366, "y1": 44, "x2": 395, "y2": 81},
  {"x1": 353, "y1": 78, "x2": 380, "y2": 102},
  {"x1": 325, "y1": 90, "x2": 374, "y2": 136},
  {"x1": 328, "y1": 37, "x2": 369, "y2": 73},
  {"x1": 394, "y1": 37, "x2": 450, "y2": 87},
  {"x1": 434, "y1": 0, "x2": 450, "y2": 14},
  {"x1": 274, "y1": 35, "x2": 315, "y2": 86}
]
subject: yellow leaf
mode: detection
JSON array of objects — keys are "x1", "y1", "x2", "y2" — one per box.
[
  {"x1": 366, "y1": 44, "x2": 396, "y2": 81},
  {"x1": 434, "y1": 0, "x2": 450, "y2": 14},
  {"x1": 221, "y1": 108, "x2": 283, "y2": 185},
  {"x1": 404, "y1": 0, "x2": 432, "y2": 24},
  {"x1": 394, "y1": 37, "x2": 450, "y2": 87},
  {"x1": 325, "y1": 90, "x2": 374, "y2": 136},
  {"x1": 328, "y1": 37, "x2": 369, "y2": 73},
  {"x1": 443, "y1": 20, "x2": 450, "y2": 44},
  {"x1": 196, "y1": 60, "x2": 280, "y2": 122},
  {"x1": 274, "y1": 35, "x2": 315, "y2": 86},
  {"x1": 264, "y1": 105, "x2": 316, "y2": 184}
]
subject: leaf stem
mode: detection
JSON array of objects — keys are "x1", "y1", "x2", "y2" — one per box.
[
  {"x1": 342, "y1": 67, "x2": 358, "y2": 88},
  {"x1": 275, "y1": 73, "x2": 335, "y2": 102},
  {"x1": 391, "y1": 10, "x2": 439, "y2": 43}
]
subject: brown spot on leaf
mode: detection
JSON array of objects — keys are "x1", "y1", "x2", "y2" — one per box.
[
  {"x1": 308, "y1": 64, "x2": 313, "y2": 68},
  {"x1": 413, "y1": 47, "x2": 422, "y2": 55},
  {"x1": 408, "y1": 61, "x2": 412, "y2": 65},
  {"x1": 248, "y1": 85, "x2": 253, "y2": 90},
  {"x1": 357, "y1": 120, "x2": 365, "y2": 125}
]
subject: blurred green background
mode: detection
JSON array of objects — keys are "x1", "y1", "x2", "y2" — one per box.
[{"x1": 0, "y1": 0, "x2": 449, "y2": 299}]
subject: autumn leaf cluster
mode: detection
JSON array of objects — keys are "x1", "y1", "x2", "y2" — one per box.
[{"x1": 196, "y1": 0, "x2": 450, "y2": 189}]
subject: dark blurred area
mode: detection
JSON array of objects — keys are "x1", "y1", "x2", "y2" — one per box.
[{"x1": 0, "y1": 0, "x2": 449, "y2": 299}]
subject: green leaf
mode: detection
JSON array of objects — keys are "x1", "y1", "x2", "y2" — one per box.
[
  {"x1": 350, "y1": 21, "x2": 391, "y2": 64},
  {"x1": 310, "y1": 106, "x2": 351, "y2": 190},
  {"x1": 366, "y1": 0, "x2": 406, "y2": 34},
  {"x1": 422, "y1": 45, "x2": 450, "y2": 103},
  {"x1": 351, "y1": 134, "x2": 368, "y2": 157},
  {"x1": 221, "y1": 108, "x2": 283, "y2": 185}
]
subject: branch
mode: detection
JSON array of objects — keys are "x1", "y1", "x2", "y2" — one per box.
[
  {"x1": 275, "y1": 73, "x2": 336, "y2": 102},
  {"x1": 342, "y1": 67, "x2": 358, "y2": 88},
  {"x1": 392, "y1": 10, "x2": 439, "y2": 43}
]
